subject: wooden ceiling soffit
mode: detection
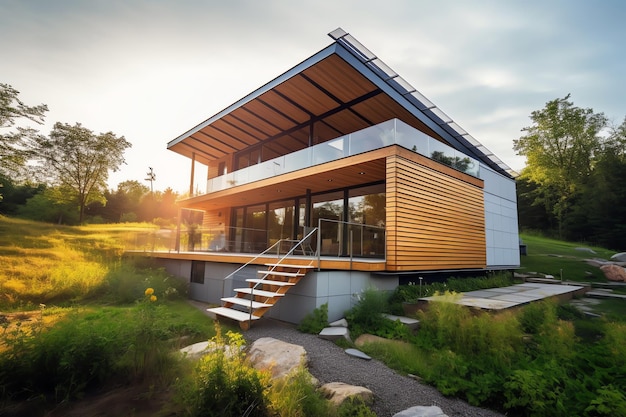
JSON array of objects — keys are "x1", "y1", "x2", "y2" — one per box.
[
  {"x1": 352, "y1": 94, "x2": 449, "y2": 146},
  {"x1": 197, "y1": 125, "x2": 250, "y2": 151},
  {"x1": 193, "y1": 131, "x2": 240, "y2": 154},
  {"x1": 210, "y1": 118, "x2": 259, "y2": 146},
  {"x1": 237, "y1": 106, "x2": 283, "y2": 137},
  {"x1": 227, "y1": 107, "x2": 281, "y2": 138},
  {"x1": 302, "y1": 55, "x2": 378, "y2": 103},
  {"x1": 273, "y1": 75, "x2": 340, "y2": 117},
  {"x1": 243, "y1": 99, "x2": 298, "y2": 131},
  {"x1": 170, "y1": 142, "x2": 214, "y2": 165},
  {"x1": 322, "y1": 108, "x2": 372, "y2": 136},
  {"x1": 257, "y1": 90, "x2": 310, "y2": 124}
]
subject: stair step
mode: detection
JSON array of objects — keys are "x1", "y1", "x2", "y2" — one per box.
[
  {"x1": 246, "y1": 279, "x2": 296, "y2": 286},
  {"x1": 221, "y1": 297, "x2": 273, "y2": 308},
  {"x1": 207, "y1": 307, "x2": 261, "y2": 322},
  {"x1": 234, "y1": 288, "x2": 285, "y2": 298},
  {"x1": 258, "y1": 270, "x2": 304, "y2": 277},
  {"x1": 264, "y1": 263, "x2": 315, "y2": 269}
]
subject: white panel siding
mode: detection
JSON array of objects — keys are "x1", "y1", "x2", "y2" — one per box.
[{"x1": 480, "y1": 164, "x2": 520, "y2": 268}]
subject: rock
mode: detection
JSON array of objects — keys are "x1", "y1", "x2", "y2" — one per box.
[
  {"x1": 178, "y1": 340, "x2": 242, "y2": 360},
  {"x1": 345, "y1": 348, "x2": 371, "y2": 360},
  {"x1": 393, "y1": 405, "x2": 449, "y2": 417},
  {"x1": 600, "y1": 264, "x2": 626, "y2": 282},
  {"x1": 319, "y1": 382, "x2": 373, "y2": 406},
  {"x1": 319, "y1": 326, "x2": 351, "y2": 342},
  {"x1": 611, "y1": 252, "x2": 626, "y2": 262},
  {"x1": 575, "y1": 247, "x2": 597, "y2": 254},
  {"x1": 382, "y1": 313, "x2": 420, "y2": 330},
  {"x1": 329, "y1": 318, "x2": 348, "y2": 327},
  {"x1": 354, "y1": 333, "x2": 389, "y2": 347},
  {"x1": 247, "y1": 337, "x2": 307, "y2": 380}
]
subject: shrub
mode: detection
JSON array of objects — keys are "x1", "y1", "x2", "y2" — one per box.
[
  {"x1": 178, "y1": 324, "x2": 270, "y2": 417},
  {"x1": 267, "y1": 365, "x2": 332, "y2": 417},
  {"x1": 585, "y1": 385, "x2": 626, "y2": 416},
  {"x1": 345, "y1": 287, "x2": 391, "y2": 337},
  {"x1": 336, "y1": 397, "x2": 377, "y2": 417},
  {"x1": 298, "y1": 303, "x2": 328, "y2": 334}
]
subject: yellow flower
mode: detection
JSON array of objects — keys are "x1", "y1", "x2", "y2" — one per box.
[
  {"x1": 150, "y1": 295, "x2": 157, "y2": 302},
  {"x1": 145, "y1": 288, "x2": 154, "y2": 296}
]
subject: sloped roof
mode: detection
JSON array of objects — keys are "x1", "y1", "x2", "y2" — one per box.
[{"x1": 168, "y1": 28, "x2": 516, "y2": 178}]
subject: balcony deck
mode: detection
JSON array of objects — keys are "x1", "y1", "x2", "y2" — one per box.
[{"x1": 127, "y1": 249, "x2": 387, "y2": 272}]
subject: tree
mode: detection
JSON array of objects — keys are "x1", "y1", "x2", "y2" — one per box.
[
  {"x1": 0, "y1": 83, "x2": 48, "y2": 190},
  {"x1": 513, "y1": 95, "x2": 608, "y2": 237},
  {"x1": 32, "y1": 122, "x2": 131, "y2": 223}
]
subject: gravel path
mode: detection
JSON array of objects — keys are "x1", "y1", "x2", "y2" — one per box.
[{"x1": 243, "y1": 317, "x2": 505, "y2": 417}]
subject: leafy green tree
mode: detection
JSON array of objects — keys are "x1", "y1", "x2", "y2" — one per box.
[
  {"x1": 31, "y1": 122, "x2": 131, "y2": 223},
  {"x1": 18, "y1": 185, "x2": 79, "y2": 224},
  {"x1": 514, "y1": 95, "x2": 608, "y2": 237},
  {"x1": 0, "y1": 83, "x2": 48, "y2": 193}
]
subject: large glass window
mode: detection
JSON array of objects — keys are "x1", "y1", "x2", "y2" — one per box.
[
  {"x1": 268, "y1": 201, "x2": 295, "y2": 246},
  {"x1": 312, "y1": 191, "x2": 344, "y2": 256},
  {"x1": 244, "y1": 204, "x2": 267, "y2": 253},
  {"x1": 348, "y1": 185, "x2": 386, "y2": 257}
]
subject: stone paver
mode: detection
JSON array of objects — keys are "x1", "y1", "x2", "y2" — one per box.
[{"x1": 422, "y1": 283, "x2": 584, "y2": 311}]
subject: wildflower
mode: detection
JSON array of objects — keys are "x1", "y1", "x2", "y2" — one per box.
[
  {"x1": 150, "y1": 295, "x2": 157, "y2": 302},
  {"x1": 145, "y1": 287, "x2": 154, "y2": 296}
]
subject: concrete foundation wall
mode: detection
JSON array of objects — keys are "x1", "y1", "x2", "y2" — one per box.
[{"x1": 156, "y1": 259, "x2": 399, "y2": 324}]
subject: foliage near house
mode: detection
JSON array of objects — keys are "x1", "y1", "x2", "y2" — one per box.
[{"x1": 347, "y1": 235, "x2": 626, "y2": 416}]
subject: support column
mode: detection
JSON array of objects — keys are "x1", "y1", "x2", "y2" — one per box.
[{"x1": 189, "y1": 152, "x2": 196, "y2": 196}]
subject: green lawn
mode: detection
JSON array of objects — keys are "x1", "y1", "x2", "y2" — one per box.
[{"x1": 519, "y1": 232, "x2": 617, "y2": 282}]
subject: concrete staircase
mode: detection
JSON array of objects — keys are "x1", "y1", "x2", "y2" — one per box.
[{"x1": 208, "y1": 262, "x2": 314, "y2": 330}]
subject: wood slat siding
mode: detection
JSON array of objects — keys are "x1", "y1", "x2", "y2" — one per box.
[{"x1": 386, "y1": 155, "x2": 486, "y2": 271}]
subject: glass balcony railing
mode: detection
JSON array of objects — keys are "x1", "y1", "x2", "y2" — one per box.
[{"x1": 207, "y1": 118, "x2": 479, "y2": 193}]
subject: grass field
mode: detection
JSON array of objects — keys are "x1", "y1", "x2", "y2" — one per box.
[{"x1": 519, "y1": 232, "x2": 618, "y2": 282}]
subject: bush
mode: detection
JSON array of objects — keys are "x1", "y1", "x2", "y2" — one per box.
[
  {"x1": 177, "y1": 324, "x2": 270, "y2": 417},
  {"x1": 298, "y1": 303, "x2": 328, "y2": 334},
  {"x1": 345, "y1": 287, "x2": 391, "y2": 337},
  {"x1": 266, "y1": 365, "x2": 332, "y2": 417}
]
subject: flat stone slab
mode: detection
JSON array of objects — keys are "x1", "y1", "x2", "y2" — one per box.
[
  {"x1": 382, "y1": 313, "x2": 420, "y2": 330},
  {"x1": 329, "y1": 318, "x2": 348, "y2": 327},
  {"x1": 345, "y1": 348, "x2": 371, "y2": 360},
  {"x1": 393, "y1": 405, "x2": 448, "y2": 417},
  {"x1": 423, "y1": 283, "x2": 584, "y2": 311},
  {"x1": 319, "y1": 326, "x2": 351, "y2": 342}
]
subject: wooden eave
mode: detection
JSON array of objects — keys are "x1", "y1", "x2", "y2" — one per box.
[{"x1": 168, "y1": 47, "x2": 445, "y2": 167}]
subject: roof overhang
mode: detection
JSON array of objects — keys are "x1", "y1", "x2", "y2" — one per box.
[{"x1": 168, "y1": 28, "x2": 516, "y2": 178}]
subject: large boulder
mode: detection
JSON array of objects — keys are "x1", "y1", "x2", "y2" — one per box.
[
  {"x1": 600, "y1": 264, "x2": 626, "y2": 282},
  {"x1": 319, "y1": 382, "x2": 373, "y2": 406},
  {"x1": 247, "y1": 337, "x2": 307, "y2": 380}
]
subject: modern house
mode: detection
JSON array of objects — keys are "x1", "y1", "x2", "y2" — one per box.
[{"x1": 154, "y1": 28, "x2": 520, "y2": 328}]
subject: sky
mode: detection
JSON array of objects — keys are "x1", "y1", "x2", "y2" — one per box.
[{"x1": 2, "y1": 0, "x2": 625, "y2": 194}]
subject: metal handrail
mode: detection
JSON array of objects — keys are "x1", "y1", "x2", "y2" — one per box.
[{"x1": 247, "y1": 227, "x2": 318, "y2": 322}]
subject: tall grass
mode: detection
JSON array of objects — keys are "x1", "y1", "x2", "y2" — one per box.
[{"x1": 352, "y1": 286, "x2": 626, "y2": 415}]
